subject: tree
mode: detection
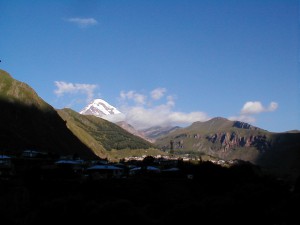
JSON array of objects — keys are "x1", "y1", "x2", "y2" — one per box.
[{"x1": 170, "y1": 140, "x2": 174, "y2": 154}]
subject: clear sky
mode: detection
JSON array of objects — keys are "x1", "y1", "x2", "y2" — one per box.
[{"x1": 1, "y1": 0, "x2": 299, "y2": 132}]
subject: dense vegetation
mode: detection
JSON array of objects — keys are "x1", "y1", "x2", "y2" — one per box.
[{"x1": 58, "y1": 108, "x2": 155, "y2": 153}]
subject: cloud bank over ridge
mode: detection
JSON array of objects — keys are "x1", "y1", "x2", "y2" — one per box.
[
  {"x1": 119, "y1": 88, "x2": 208, "y2": 129},
  {"x1": 53, "y1": 82, "x2": 279, "y2": 129}
]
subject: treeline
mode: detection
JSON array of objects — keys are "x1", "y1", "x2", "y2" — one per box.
[
  {"x1": 60, "y1": 108, "x2": 154, "y2": 151},
  {"x1": 92, "y1": 129, "x2": 153, "y2": 150}
]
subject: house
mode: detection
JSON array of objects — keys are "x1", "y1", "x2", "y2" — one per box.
[
  {"x1": 129, "y1": 166, "x2": 161, "y2": 176},
  {"x1": 86, "y1": 164, "x2": 124, "y2": 179},
  {"x1": 22, "y1": 150, "x2": 47, "y2": 158}
]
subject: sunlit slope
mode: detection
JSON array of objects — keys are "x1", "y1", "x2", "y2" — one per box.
[
  {"x1": 155, "y1": 117, "x2": 300, "y2": 178},
  {"x1": 0, "y1": 69, "x2": 97, "y2": 159},
  {"x1": 155, "y1": 117, "x2": 299, "y2": 162},
  {"x1": 57, "y1": 108, "x2": 156, "y2": 159}
]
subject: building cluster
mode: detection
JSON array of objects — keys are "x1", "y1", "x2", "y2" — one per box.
[
  {"x1": 0, "y1": 149, "x2": 246, "y2": 182},
  {"x1": 0, "y1": 150, "x2": 184, "y2": 181}
]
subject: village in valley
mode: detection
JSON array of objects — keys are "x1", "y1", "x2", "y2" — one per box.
[
  {"x1": 1, "y1": 148, "x2": 299, "y2": 225},
  {"x1": 0, "y1": 149, "x2": 249, "y2": 182}
]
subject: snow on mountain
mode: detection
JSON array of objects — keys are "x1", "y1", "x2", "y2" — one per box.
[
  {"x1": 80, "y1": 99, "x2": 124, "y2": 122},
  {"x1": 80, "y1": 99, "x2": 181, "y2": 141}
]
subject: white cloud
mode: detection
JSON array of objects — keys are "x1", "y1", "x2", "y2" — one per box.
[
  {"x1": 166, "y1": 95, "x2": 175, "y2": 107},
  {"x1": 229, "y1": 100, "x2": 279, "y2": 124},
  {"x1": 151, "y1": 88, "x2": 166, "y2": 100},
  {"x1": 119, "y1": 88, "x2": 208, "y2": 129},
  {"x1": 241, "y1": 101, "x2": 265, "y2": 114},
  {"x1": 102, "y1": 113, "x2": 126, "y2": 123},
  {"x1": 54, "y1": 81, "x2": 97, "y2": 102},
  {"x1": 168, "y1": 112, "x2": 208, "y2": 124},
  {"x1": 120, "y1": 90, "x2": 147, "y2": 105},
  {"x1": 241, "y1": 101, "x2": 279, "y2": 114},
  {"x1": 66, "y1": 17, "x2": 98, "y2": 28}
]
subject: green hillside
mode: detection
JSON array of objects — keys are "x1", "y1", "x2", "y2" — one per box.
[
  {"x1": 155, "y1": 117, "x2": 300, "y2": 179},
  {"x1": 155, "y1": 117, "x2": 271, "y2": 160},
  {"x1": 0, "y1": 70, "x2": 52, "y2": 111},
  {"x1": 0, "y1": 69, "x2": 97, "y2": 159},
  {"x1": 57, "y1": 108, "x2": 156, "y2": 160}
]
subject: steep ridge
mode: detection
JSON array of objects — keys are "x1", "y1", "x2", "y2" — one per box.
[
  {"x1": 0, "y1": 69, "x2": 97, "y2": 159},
  {"x1": 58, "y1": 108, "x2": 154, "y2": 155}
]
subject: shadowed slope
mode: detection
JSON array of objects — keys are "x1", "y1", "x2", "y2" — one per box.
[{"x1": 0, "y1": 69, "x2": 98, "y2": 159}]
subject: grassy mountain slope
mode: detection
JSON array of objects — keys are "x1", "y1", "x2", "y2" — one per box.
[
  {"x1": 0, "y1": 69, "x2": 51, "y2": 111},
  {"x1": 155, "y1": 117, "x2": 300, "y2": 179},
  {"x1": 0, "y1": 69, "x2": 98, "y2": 159},
  {"x1": 57, "y1": 108, "x2": 156, "y2": 159},
  {"x1": 155, "y1": 117, "x2": 270, "y2": 159},
  {"x1": 141, "y1": 125, "x2": 181, "y2": 140}
]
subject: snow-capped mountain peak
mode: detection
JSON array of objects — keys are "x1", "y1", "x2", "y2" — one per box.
[{"x1": 80, "y1": 99, "x2": 121, "y2": 117}]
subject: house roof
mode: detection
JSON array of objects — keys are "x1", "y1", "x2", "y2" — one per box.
[
  {"x1": 130, "y1": 166, "x2": 161, "y2": 172},
  {"x1": 55, "y1": 160, "x2": 83, "y2": 165},
  {"x1": 87, "y1": 165, "x2": 123, "y2": 170}
]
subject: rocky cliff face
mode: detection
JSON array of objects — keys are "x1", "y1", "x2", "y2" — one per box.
[
  {"x1": 155, "y1": 117, "x2": 273, "y2": 160},
  {"x1": 206, "y1": 132, "x2": 270, "y2": 152},
  {"x1": 167, "y1": 131, "x2": 271, "y2": 153}
]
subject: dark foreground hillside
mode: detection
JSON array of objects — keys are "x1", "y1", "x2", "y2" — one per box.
[
  {"x1": 0, "y1": 69, "x2": 97, "y2": 159},
  {"x1": 0, "y1": 162, "x2": 299, "y2": 225}
]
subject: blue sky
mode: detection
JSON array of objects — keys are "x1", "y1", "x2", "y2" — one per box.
[{"x1": 1, "y1": 0, "x2": 299, "y2": 132}]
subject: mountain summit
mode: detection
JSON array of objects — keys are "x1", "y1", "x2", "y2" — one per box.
[
  {"x1": 80, "y1": 99, "x2": 121, "y2": 117},
  {"x1": 80, "y1": 99, "x2": 125, "y2": 123}
]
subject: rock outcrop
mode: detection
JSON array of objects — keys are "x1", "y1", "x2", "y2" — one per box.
[{"x1": 206, "y1": 132, "x2": 270, "y2": 152}]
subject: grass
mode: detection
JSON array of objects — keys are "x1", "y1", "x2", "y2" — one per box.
[{"x1": 57, "y1": 108, "x2": 161, "y2": 160}]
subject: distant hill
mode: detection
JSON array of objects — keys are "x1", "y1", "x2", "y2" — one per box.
[
  {"x1": 115, "y1": 121, "x2": 154, "y2": 142},
  {"x1": 154, "y1": 117, "x2": 300, "y2": 179},
  {"x1": 140, "y1": 125, "x2": 181, "y2": 140},
  {"x1": 0, "y1": 69, "x2": 98, "y2": 159},
  {"x1": 155, "y1": 117, "x2": 269, "y2": 159}
]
